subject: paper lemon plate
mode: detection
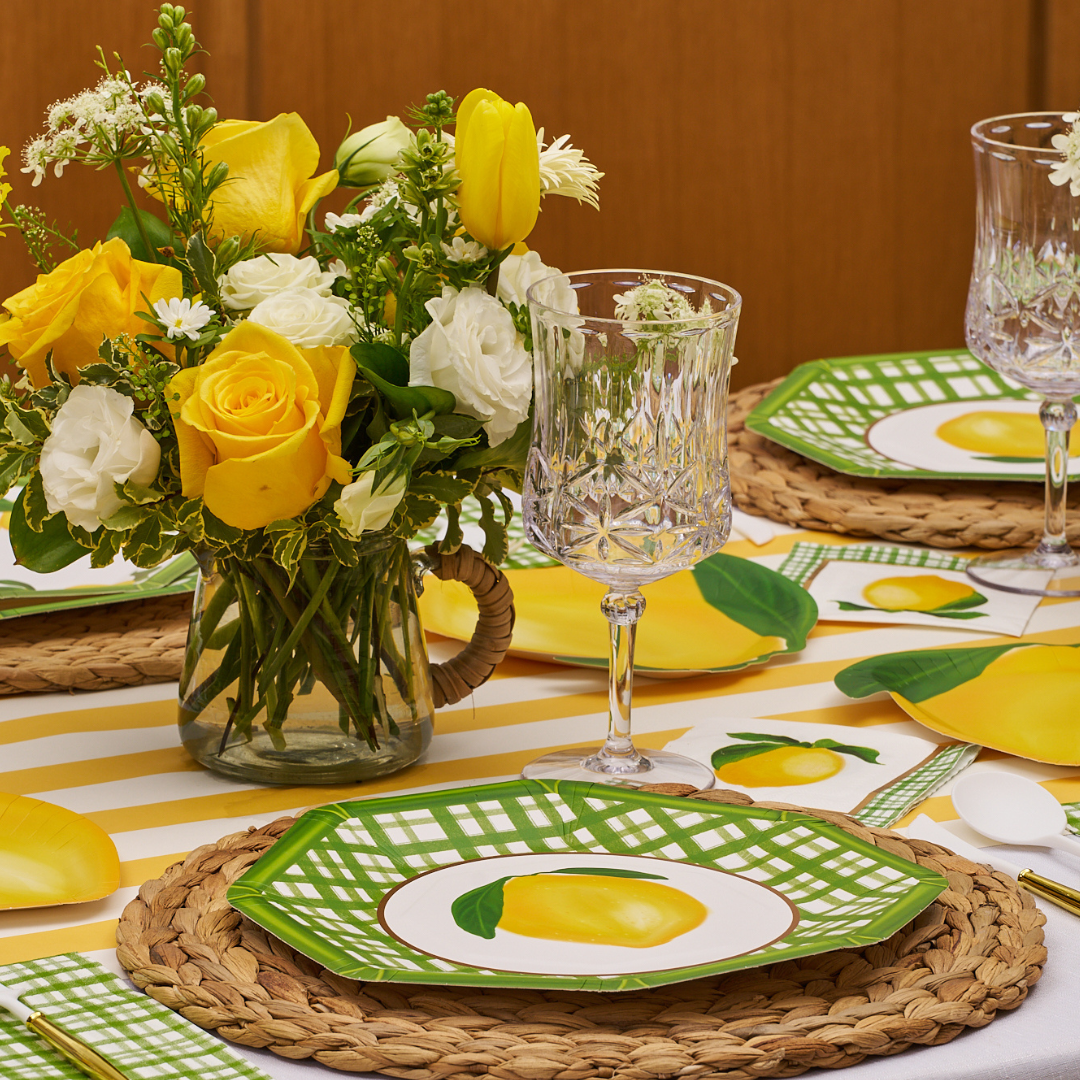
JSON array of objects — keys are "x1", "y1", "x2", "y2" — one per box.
[
  {"x1": 746, "y1": 348, "x2": 1079, "y2": 481},
  {"x1": 419, "y1": 552, "x2": 818, "y2": 675},
  {"x1": 834, "y1": 642, "x2": 1080, "y2": 764},
  {"x1": 0, "y1": 792, "x2": 120, "y2": 908},
  {"x1": 226, "y1": 780, "x2": 947, "y2": 991}
]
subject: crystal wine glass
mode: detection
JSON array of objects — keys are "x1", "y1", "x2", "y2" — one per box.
[
  {"x1": 965, "y1": 112, "x2": 1080, "y2": 596},
  {"x1": 521, "y1": 269, "x2": 741, "y2": 786}
]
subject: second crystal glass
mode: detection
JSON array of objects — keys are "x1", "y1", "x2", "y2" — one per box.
[{"x1": 522, "y1": 269, "x2": 741, "y2": 787}]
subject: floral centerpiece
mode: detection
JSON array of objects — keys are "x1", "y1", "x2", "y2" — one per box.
[{"x1": 0, "y1": 4, "x2": 600, "y2": 782}]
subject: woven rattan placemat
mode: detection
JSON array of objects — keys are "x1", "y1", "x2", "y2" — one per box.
[
  {"x1": 730, "y1": 379, "x2": 1080, "y2": 549},
  {"x1": 116, "y1": 785, "x2": 1045, "y2": 1078}
]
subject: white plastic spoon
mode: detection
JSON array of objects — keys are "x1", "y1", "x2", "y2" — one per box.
[{"x1": 951, "y1": 771, "x2": 1080, "y2": 857}]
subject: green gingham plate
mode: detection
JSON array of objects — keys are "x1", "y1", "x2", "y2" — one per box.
[
  {"x1": 746, "y1": 349, "x2": 1079, "y2": 481},
  {"x1": 227, "y1": 780, "x2": 948, "y2": 992}
]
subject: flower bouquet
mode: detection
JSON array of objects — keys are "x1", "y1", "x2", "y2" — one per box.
[{"x1": 0, "y1": 4, "x2": 600, "y2": 783}]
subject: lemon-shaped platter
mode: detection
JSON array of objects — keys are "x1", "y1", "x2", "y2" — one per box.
[
  {"x1": 835, "y1": 642, "x2": 1080, "y2": 764},
  {"x1": 419, "y1": 552, "x2": 817, "y2": 676},
  {"x1": 227, "y1": 780, "x2": 947, "y2": 991},
  {"x1": 0, "y1": 792, "x2": 120, "y2": 908},
  {"x1": 746, "y1": 348, "x2": 1080, "y2": 481}
]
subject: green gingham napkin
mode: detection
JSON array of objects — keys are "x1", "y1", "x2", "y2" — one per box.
[
  {"x1": 0, "y1": 953, "x2": 271, "y2": 1080},
  {"x1": 777, "y1": 540, "x2": 971, "y2": 584}
]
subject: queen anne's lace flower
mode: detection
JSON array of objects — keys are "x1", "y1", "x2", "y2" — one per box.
[
  {"x1": 536, "y1": 127, "x2": 603, "y2": 209},
  {"x1": 613, "y1": 279, "x2": 707, "y2": 323}
]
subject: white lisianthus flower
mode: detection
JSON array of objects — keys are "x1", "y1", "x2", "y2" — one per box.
[
  {"x1": 441, "y1": 236, "x2": 487, "y2": 264},
  {"x1": 39, "y1": 384, "x2": 161, "y2": 533},
  {"x1": 325, "y1": 211, "x2": 365, "y2": 232},
  {"x1": 247, "y1": 287, "x2": 359, "y2": 348},
  {"x1": 334, "y1": 470, "x2": 407, "y2": 537},
  {"x1": 152, "y1": 297, "x2": 213, "y2": 341},
  {"x1": 218, "y1": 254, "x2": 339, "y2": 311},
  {"x1": 327, "y1": 258, "x2": 350, "y2": 280},
  {"x1": 496, "y1": 250, "x2": 576, "y2": 310},
  {"x1": 536, "y1": 127, "x2": 603, "y2": 209},
  {"x1": 1050, "y1": 112, "x2": 1080, "y2": 197},
  {"x1": 410, "y1": 286, "x2": 531, "y2": 446}
]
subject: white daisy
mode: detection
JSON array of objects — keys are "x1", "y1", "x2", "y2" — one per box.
[{"x1": 153, "y1": 297, "x2": 214, "y2": 341}]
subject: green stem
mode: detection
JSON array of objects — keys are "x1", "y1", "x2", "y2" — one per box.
[
  {"x1": 113, "y1": 159, "x2": 159, "y2": 262},
  {"x1": 179, "y1": 572, "x2": 237, "y2": 693}
]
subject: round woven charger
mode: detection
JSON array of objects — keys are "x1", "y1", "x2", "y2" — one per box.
[
  {"x1": 730, "y1": 379, "x2": 1080, "y2": 549},
  {"x1": 0, "y1": 544, "x2": 513, "y2": 701},
  {"x1": 116, "y1": 785, "x2": 1046, "y2": 1079}
]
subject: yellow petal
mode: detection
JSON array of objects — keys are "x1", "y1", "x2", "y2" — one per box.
[
  {"x1": 169, "y1": 367, "x2": 216, "y2": 496},
  {"x1": 457, "y1": 100, "x2": 507, "y2": 249},
  {"x1": 498, "y1": 101, "x2": 540, "y2": 249}
]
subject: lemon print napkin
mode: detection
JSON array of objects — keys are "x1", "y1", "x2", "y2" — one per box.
[
  {"x1": 0, "y1": 953, "x2": 272, "y2": 1080},
  {"x1": 778, "y1": 542, "x2": 1045, "y2": 636}
]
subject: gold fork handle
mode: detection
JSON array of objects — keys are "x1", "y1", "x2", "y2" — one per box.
[
  {"x1": 1018, "y1": 868, "x2": 1080, "y2": 917},
  {"x1": 26, "y1": 1012, "x2": 129, "y2": 1080}
]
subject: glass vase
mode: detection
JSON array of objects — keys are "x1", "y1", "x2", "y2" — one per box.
[{"x1": 178, "y1": 536, "x2": 434, "y2": 785}]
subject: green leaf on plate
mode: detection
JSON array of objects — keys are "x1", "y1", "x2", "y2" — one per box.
[
  {"x1": 834, "y1": 643, "x2": 1025, "y2": 703},
  {"x1": 933, "y1": 591, "x2": 988, "y2": 612},
  {"x1": 711, "y1": 743, "x2": 781, "y2": 768},
  {"x1": 691, "y1": 553, "x2": 818, "y2": 647},
  {"x1": 551, "y1": 867, "x2": 667, "y2": 880},
  {"x1": 726, "y1": 731, "x2": 803, "y2": 746},
  {"x1": 810, "y1": 738, "x2": 881, "y2": 763},
  {"x1": 450, "y1": 876, "x2": 510, "y2": 939}
]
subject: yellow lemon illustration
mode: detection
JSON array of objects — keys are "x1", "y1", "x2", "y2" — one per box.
[
  {"x1": 497, "y1": 873, "x2": 707, "y2": 948},
  {"x1": 715, "y1": 745, "x2": 845, "y2": 787},
  {"x1": 896, "y1": 645, "x2": 1080, "y2": 764},
  {"x1": 420, "y1": 566, "x2": 784, "y2": 671},
  {"x1": 862, "y1": 575, "x2": 977, "y2": 612},
  {"x1": 936, "y1": 411, "x2": 1079, "y2": 458}
]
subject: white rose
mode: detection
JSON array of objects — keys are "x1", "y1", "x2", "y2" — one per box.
[
  {"x1": 39, "y1": 384, "x2": 161, "y2": 533},
  {"x1": 410, "y1": 286, "x2": 532, "y2": 447},
  {"x1": 219, "y1": 254, "x2": 339, "y2": 311},
  {"x1": 247, "y1": 287, "x2": 359, "y2": 347},
  {"x1": 334, "y1": 470, "x2": 407, "y2": 537}
]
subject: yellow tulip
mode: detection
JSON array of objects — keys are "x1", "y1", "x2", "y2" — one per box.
[
  {"x1": 168, "y1": 322, "x2": 354, "y2": 529},
  {"x1": 197, "y1": 114, "x2": 338, "y2": 254},
  {"x1": 0, "y1": 238, "x2": 182, "y2": 388},
  {"x1": 455, "y1": 88, "x2": 540, "y2": 251}
]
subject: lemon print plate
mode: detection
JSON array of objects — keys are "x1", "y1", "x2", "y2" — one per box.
[
  {"x1": 747, "y1": 348, "x2": 1080, "y2": 481},
  {"x1": 227, "y1": 780, "x2": 947, "y2": 991},
  {"x1": 0, "y1": 792, "x2": 120, "y2": 909},
  {"x1": 835, "y1": 642, "x2": 1080, "y2": 765},
  {"x1": 420, "y1": 552, "x2": 817, "y2": 675}
]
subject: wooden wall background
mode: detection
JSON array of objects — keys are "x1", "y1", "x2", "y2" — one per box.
[{"x1": 1, "y1": 0, "x2": 1079, "y2": 390}]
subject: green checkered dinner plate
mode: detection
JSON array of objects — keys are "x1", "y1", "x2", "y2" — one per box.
[
  {"x1": 746, "y1": 349, "x2": 1078, "y2": 481},
  {"x1": 227, "y1": 780, "x2": 948, "y2": 992}
]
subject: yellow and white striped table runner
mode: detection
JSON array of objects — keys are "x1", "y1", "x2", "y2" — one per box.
[{"x1": 3, "y1": 529, "x2": 1080, "y2": 966}]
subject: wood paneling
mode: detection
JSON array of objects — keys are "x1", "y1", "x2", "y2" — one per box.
[{"x1": 0, "y1": 0, "x2": 1052, "y2": 388}]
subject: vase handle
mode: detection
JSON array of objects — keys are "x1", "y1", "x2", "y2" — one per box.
[{"x1": 416, "y1": 543, "x2": 515, "y2": 707}]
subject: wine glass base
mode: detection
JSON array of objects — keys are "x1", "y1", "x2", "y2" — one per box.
[
  {"x1": 966, "y1": 548, "x2": 1080, "y2": 598},
  {"x1": 521, "y1": 747, "x2": 716, "y2": 790}
]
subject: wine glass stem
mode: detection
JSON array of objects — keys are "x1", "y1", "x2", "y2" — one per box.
[
  {"x1": 599, "y1": 590, "x2": 646, "y2": 766},
  {"x1": 1040, "y1": 399, "x2": 1077, "y2": 555}
]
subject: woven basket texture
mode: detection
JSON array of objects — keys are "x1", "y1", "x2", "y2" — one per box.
[
  {"x1": 115, "y1": 785, "x2": 1046, "y2": 1079},
  {"x1": 730, "y1": 379, "x2": 1080, "y2": 549},
  {"x1": 0, "y1": 544, "x2": 513, "y2": 700}
]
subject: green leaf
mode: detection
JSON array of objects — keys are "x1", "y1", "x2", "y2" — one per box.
[
  {"x1": 408, "y1": 472, "x2": 475, "y2": 504},
  {"x1": 202, "y1": 508, "x2": 244, "y2": 547},
  {"x1": 691, "y1": 553, "x2": 818, "y2": 647},
  {"x1": 450, "y1": 877, "x2": 510, "y2": 939},
  {"x1": 101, "y1": 504, "x2": 151, "y2": 531},
  {"x1": 3, "y1": 400, "x2": 50, "y2": 444},
  {"x1": 810, "y1": 739, "x2": 881, "y2": 763},
  {"x1": 710, "y1": 743, "x2": 786, "y2": 769},
  {"x1": 187, "y1": 232, "x2": 219, "y2": 300},
  {"x1": 726, "y1": 731, "x2": 804, "y2": 746},
  {"x1": 107, "y1": 206, "x2": 173, "y2": 263},
  {"x1": 350, "y1": 341, "x2": 410, "y2": 386},
  {"x1": 455, "y1": 415, "x2": 531, "y2": 472},
  {"x1": 8, "y1": 487, "x2": 89, "y2": 572},
  {"x1": 22, "y1": 472, "x2": 53, "y2": 532},
  {"x1": 926, "y1": 610, "x2": 988, "y2": 620},
  {"x1": 89, "y1": 528, "x2": 124, "y2": 568},
  {"x1": 834, "y1": 643, "x2": 1026, "y2": 703},
  {"x1": 476, "y1": 492, "x2": 508, "y2": 565},
  {"x1": 0, "y1": 450, "x2": 36, "y2": 492},
  {"x1": 551, "y1": 867, "x2": 667, "y2": 880},
  {"x1": 357, "y1": 363, "x2": 456, "y2": 419},
  {"x1": 932, "y1": 591, "x2": 988, "y2": 612},
  {"x1": 115, "y1": 479, "x2": 167, "y2": 506},
  {"x1": 973, "y1": 454, "x2": 1044, "y2": 463}
]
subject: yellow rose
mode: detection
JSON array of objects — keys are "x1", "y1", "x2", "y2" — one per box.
[
  {"x1": 199, "y1": 114, "x2": 338, "y2": 254},
  {"x1": 169, "y1": 322, "x2": 355, "y2": 529},
  {"x1": 455, "y1": 88, "x2": 540, "y2": 251},
  {"x1": 0, "y1": 238, "x2": 182, "y2": 388}
]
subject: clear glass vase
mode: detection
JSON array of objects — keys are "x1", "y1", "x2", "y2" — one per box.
[{"x1": 178, "y1": 536, "x2": 434, "y2": 785}]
